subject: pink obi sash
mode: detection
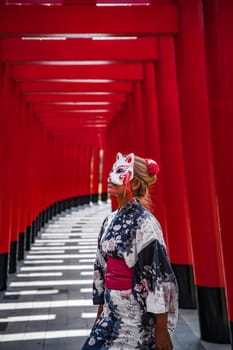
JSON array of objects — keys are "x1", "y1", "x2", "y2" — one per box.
[{"x1": 105, "y1": 256, "x2": 134, "y2": 290}]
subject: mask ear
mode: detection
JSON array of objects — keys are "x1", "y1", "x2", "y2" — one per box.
[
  {"x1": 125, "y1": 153, "x2": 134, "y2": 164},
  {"x1": 116, "y1": 152, "x2": 123, "y2": 161}
]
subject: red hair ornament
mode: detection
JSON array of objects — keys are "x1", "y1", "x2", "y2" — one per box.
[{"x1": 145, "y1": 158, "x2": 160, "y2": 176}]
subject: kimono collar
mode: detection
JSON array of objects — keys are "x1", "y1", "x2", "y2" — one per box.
[{"x1": 117, "y1": 197, "x2": 140, "y2": 213}]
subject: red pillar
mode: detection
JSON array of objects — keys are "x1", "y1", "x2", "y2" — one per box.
[
  {"x1": 77, "y1": 143, "x2": 91, "y2": 204},
  {"x1": 124, "y1": 93, "x2": 136, "y2": 153},
  {"x1": 17, "y1": 100, "x2": 30, "y2": 261},
  {"x1": 157, "y1": 36, "x2": 196, "y2": 308},
  {"x1": 114, "y1": 108, "x2": 131, "y2": 155},
  {"x1": 124, "y1": 86, "x2": 145, "y2": 156},
  {"x1": 203, "y1": 0, "x2": 233, "y2": 343},
  {"x1": 61, "y1": 139, "x2": 71, "y2": 208},
  {"x1": 24, "y1": 109, "x2": 39, "y2": 251},
  {"x1": 106, "y1": 118, "x2": 116, "y2": 163},
  {"x1": 175, "y1": 0, "x2": 229, "y2": 343},
  {"x1": 40, "y1": 128, "x2": 51, "y2": 222},
  {"x1": 75, "y1": 143, "x2": 82, "y2": 203},
  {"x1": 0, "y1": 51, "x2": 10, "y2": 289},
  {"x1": 132, "y1": 81, "x2": 146, "y2": 157},
  {"x1": 100, "y1": 153, "x2": 107, "y2": 202},
  {"x1": 33, "y1": 121, "x2": 47, "y2": 232},
  {"x1": 105, "y1": 119, "x2": 118, "y2": 209},
  {"x1": 91, "y1": 146, "x2": 100, "y2": 203},
  {"x1": 71, "y1": 142, "x2": 80, "y2": 205},
  {"x1": 83, "y1": 144, "x2": 91, "y2": 203},
  {"x1": 8, "y1": 82, "x2": 23, "y2": 273},
  {"x1": 142, "y1": 63, "x2": 167, "y2": 238},
  {"x1": 56, "y1": 137, "x2": 66, "y2": 209},
  {"x1": 0, "y1": 63, "x2": 16, "y2": 290},
  {"x1": 72, "y1": 143, "x2": 80, "y2": 206}
]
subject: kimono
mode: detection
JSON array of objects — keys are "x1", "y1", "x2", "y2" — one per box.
[{"x1": 81, "y1": 198, "x2": 178, "y2": 350}]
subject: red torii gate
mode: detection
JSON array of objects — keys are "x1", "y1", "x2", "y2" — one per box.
[{"x1": 0, "y1": 0, "x2": 233, "y2": 346}]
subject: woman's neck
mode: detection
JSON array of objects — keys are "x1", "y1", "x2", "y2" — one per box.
[
  {"x1": 117, "y1": 194, "x2": 137, "y2": 209},
  {"x1": 117, "y1": 195, "x2": 131, "y2": 209}
]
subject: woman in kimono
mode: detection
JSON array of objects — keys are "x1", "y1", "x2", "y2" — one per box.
[{"x1": 81, "y1": 153, "x2": 178, "y2": 350}]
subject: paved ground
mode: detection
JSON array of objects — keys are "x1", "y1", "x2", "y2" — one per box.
[{"x1": 0, "y1": 202, "x2": 231, "y2": 350}]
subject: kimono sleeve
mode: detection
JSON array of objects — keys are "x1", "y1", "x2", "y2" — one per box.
[
  {"x1": 92, "y1": 219, "x2": 107, "y2": 305},
  {"x1": 144, "y1": 240, "x2": 178, "y2": 315},
  {"x1": 136, "y1": 215, "x2": 178, "y2": 319}
]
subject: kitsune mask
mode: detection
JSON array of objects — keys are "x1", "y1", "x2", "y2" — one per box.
[{"x1": 108, "y1": 152, "x2": 135, "y2": 186}]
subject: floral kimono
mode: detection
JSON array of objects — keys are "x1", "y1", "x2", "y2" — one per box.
[{"x1": 81, "y1": 198, "x2": 178, "y2": 350}]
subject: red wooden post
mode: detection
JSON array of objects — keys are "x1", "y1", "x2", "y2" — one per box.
[
  {"x1": 86, "y1": 145, "x2": 92, "y2": 203},
  {"x1": 142, "y1": 63, "x2": 167, "y2": 238},
  {"x1": 9, "y1": 82, "x2": 22, "y2": 273},
  {"x1": 124, "y1": 93, "x2": 135, "y2": 153},
  {"x1": 0, "y1": 63, "x2": 15, "y2": 289},
  {"x1": 101, "y1": 144, "x2": 109, "y2": 203},
  {"x1": 24, "y1": 108, "x2": 38, "y2": 251},
  {"x1": 203, "y1": 0, "x2": 233, "y2": 343},
  {"x1": 105, "y1": 120, "x2": 118, "y2": 210},
  {"x1": 114, "y1": 109, "x2": 129, "y2": 155},
  {"x1": 17, "y1": 100, "x2": 29, "y2": 260},
  {"x1": 132, "y1": 81, "x2": 146, "y2": 158},
  {"x1": 0, "y1": 53, "x2": 9, "y2": 289},
  {"x1": 70, "y1": 142, "x2": 79, "y2": 206},
  {"x1": 75, "y1": 143, "x2": 82, "y2": 205},
  {"x1": 92, "y1": 146, "x2": 100, "y2": 203},
  {"x1": 71, "y1": 143, "x2": 79, "y2": 206},
  {"x1": 175, "y1": 0, "x2": 229, "y2": 343},
  {"x1": 157, "y1": 36, "x2": 196, "y2": 308}
]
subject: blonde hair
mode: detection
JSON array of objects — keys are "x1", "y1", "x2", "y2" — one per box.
[{"x1": 131, "y1": 155, "x2": 157, "y2": 203}]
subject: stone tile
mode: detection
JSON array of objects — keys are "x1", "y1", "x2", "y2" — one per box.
[{"x1": 18, "y1": 340, "x2": 44, "y2": 350}]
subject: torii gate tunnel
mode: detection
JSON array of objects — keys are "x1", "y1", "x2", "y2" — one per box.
[{"x1": 0, "y1": 0, "x2": 233, "y2": 346}]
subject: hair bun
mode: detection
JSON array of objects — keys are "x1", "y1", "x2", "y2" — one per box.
[{"x1": 145, "y1": 158, "x2": 160, "y2": 176}]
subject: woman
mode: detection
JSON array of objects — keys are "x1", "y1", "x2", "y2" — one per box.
[{"x1": 81, "y1": 152, "x2": 178, "y2": 350}]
